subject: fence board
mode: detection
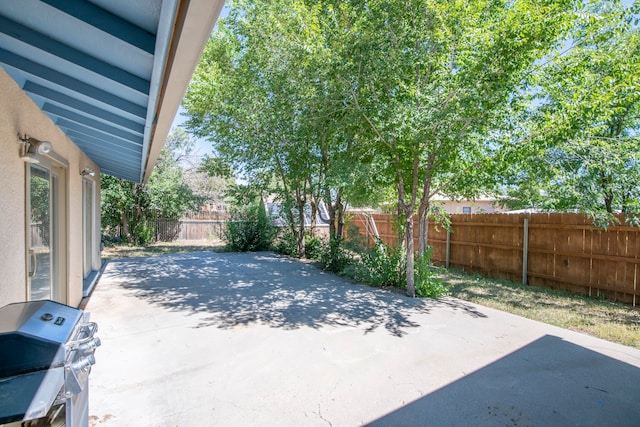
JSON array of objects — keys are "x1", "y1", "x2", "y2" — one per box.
[
  {"x1": 349, "y1": 212, "x2": 640, "y2": 305},
  {"x1": 156, "y1": 219, "x2": 226, "y2": 242}
]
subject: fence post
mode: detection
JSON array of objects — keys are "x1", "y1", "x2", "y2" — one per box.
[
  {"x1": 634, "y1": 264, "x2": 637, "y2": 307},
  {"x1": 522, "y1": 218, "x2": 529, "y2": 285},
  {"x1": 446, "y1": 229, "x2": 451, "y2": 269}
]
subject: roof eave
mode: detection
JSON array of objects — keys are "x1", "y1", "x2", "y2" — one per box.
[{"x1": 141, "y1": 0, "x2": 224, "y2": 183}]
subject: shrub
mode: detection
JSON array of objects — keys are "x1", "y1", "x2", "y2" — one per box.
[
  {"x1": 223, "y1": 199, "x2": 275, "y2": 252},
  {"x1": 347, "y1": 239, "x2": 405, "y2": 288},
  {"x1": 318, "y1": 238, "x2": 353, "y2": 273},
  {"x1": 414, "y1": 246, "x2": 448, "y2": 298},
  {"x1": 273, "y1": 229, "x2": 298, "y2": 257},
  {"x1": 130, "y1": 219, "x2": 155, "y2": 246},
  {"x1": 305, "y1": 236, "x2": 323, "y2": 260}
]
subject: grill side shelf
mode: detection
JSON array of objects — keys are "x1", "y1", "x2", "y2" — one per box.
[{"x1": 0, "y1": 367, "x2": 65, "y2": 423}]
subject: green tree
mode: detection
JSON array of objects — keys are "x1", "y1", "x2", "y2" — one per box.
[
  {"x1": 223, "y1": 186, "x2": 275, "y2": 251},
  {"x1": 184, "y1": 0, "x2": 372, "y2": 258},
  {"x1": 147, "y1": 129, "x2": 203, "y2": 220},
  {"x1": 501, "y1": 0, "x2": 640, "y2": 225},
  {"x1": 343, "y1": 0, "x2": 573, "y2": 295},
  {"x1": 184, "y1": 0, "x2": 575, "y2": 297},
  {"x1": 101, "y1": 130, "x2": 202, "y2": 244}
]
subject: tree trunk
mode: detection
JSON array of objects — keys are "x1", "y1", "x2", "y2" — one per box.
[
  {"x1": 296, "y1": 188, "x2": 306, "y2": 258},
  {"x1": 335, "y1": 192, "x2": 345, "y2": 240},
  {"x1": 604, "y1": 188, "x2": 614, "y2": 214},
  {"x1": 418, "y1": 153, "x2": 435, "y2": 256},
  {"x1": 297, "y1": 206, "x2": 306, "y2": 258},
  {"x1": 405, "y1": 213, "x2": 415, "y2": 297},
  {"x1": 600, "y1": 172, "x2": 614, "y2": 213},
  {"x1": 419, "y1": 213, "x2": 429, "y2": 256},
  {"x1": 121, "y1": 209, "x2": 131, "y2": 243},
  {"x1": 323, "y1": 184, "x2": 338, "y2": 243},
  {"x1": 418, "y1": 200, "x2": 430, "y2": 256}
]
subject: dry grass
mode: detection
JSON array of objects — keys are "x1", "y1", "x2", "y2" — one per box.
[
  {"x1": 445, "y1": 269, "x2": 640, "y2": 349},
  {"x1": 102, "y1": 239, "x2": 225, "y2": 259}
]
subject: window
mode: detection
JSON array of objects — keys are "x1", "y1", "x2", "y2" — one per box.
[{"x1": 462, "y1": 206, "x2": 472, "y2": 214}]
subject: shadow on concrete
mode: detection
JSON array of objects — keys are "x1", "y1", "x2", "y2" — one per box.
[
  {"x1": 366, "y1": 335, "x2": 640, "y2": 426},
  {"x1": 103, "y1": 252, "x2": 486, "y2": 337}
]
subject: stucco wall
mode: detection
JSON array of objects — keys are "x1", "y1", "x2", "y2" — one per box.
[
  {"x1": 0, "y1": 68, "x2": 100, "y2": 308},
  {"x1": 437, "y1": 200, "x2": 506, "y2": 214}
]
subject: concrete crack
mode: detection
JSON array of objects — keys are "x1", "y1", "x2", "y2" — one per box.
[{"x1": 318, "y1": 403, "x2": 333, "y2": 427}]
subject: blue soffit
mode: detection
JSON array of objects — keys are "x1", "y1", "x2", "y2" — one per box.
[{"x1": 0, "y1": 0, "x2": 221, "y2": 183}]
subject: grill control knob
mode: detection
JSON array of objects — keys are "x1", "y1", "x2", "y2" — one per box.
[{"x1": 40, "y1": 313, "x2": 53, "y2": 321}]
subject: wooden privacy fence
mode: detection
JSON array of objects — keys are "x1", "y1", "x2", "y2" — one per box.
[
  {"x1": 155, "y1": 219, "x2": 226, "y2": 241},
  {"x1": 350, "y1": 213, "x2": 640, "y2": 305}
]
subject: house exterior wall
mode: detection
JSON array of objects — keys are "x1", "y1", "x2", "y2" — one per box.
[
  {"x1": 0, "y1": 68, "x2": 101, "y2": 308},
  {"x1": 435, "y1": 199, "x2": 506, "y2": 214}
]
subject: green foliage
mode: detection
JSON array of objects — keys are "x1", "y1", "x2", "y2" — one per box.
[
  {"x1": 224, "y1": 198, "x2": 275, "y2": 252},
  {"x1": 183, "y1": 0, "x2": 385, "y2": 257},
  {"x1": 313, "y1": 237, "x2": 447, "y2": 298},
  {"x1": 29, "y1": 169, "x2": 51, "y2": 246},
  {"x1": 183, "y1": 0, "x2": 634, "y2": 294},
  {"x1": 500, "y1": 1, "x2": 640, "y2": 226},
  {"x1": 130, "y1": 219, "x2": 155, "y2": 246},
  {"x1": 340, "y1": 0, "x2": 574, "y2": 295},
  {"x1": 304, "y1": 236, "x2": 323, "y2": 260},
  {"x1": 347, "y1": 240, "x2": 406, "y2": 289},
  {"x1": 198, "y1": 156, "x2": 234, "y2": 179},
  {"x1": 318, "y1": 239, "x2": 353, "y2": 273},
  {"x1": 100, "y1": 130, "x2": 202, "y2": 245},
  {"x1": 273, "y1": 229, "x2": 298, "y2": 257},
  {"x1": 414, "y1": 247, "x2": 448, "y2": 298},
  {"x1": 100, "y1": 175, "x2": 147, "y2": 243}
]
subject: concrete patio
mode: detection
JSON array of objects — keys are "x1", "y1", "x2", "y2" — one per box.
[{"x1": 86, "y1": 251, "x2": 640, "y2": 426}]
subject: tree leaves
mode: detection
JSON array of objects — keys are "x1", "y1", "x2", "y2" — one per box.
[
  {"x1": 101, "y1": 130, "x2": 203, "y2": 244},
  {"x1": 502, "y1": 0, "x2": 640, "y2": 221}
]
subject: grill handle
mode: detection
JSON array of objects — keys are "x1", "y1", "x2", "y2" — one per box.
[{"x1": 67, "y1": 322, "x2": 99, "y2": 350}]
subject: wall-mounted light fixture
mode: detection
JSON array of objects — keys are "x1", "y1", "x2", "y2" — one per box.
[
  {"x1": 81, "y1": 167, "x2": 95, "y2": 177},
  {"x1": 18, "y1": 134, "x2": 53, "y2": 164}
]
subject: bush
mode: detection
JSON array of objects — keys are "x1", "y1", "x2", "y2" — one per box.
[
  {"x1": 273, "y1": 229, "x2": 298, "y2": 257},
  {"x1": 318, "y1": 239, "x2": 353, "y2": 273},
  {"x1": 223, "y1": 200, "x2": 275, "y2": 252},
  {"x1": 305, "y1": 236, "x2": 323, "y2": 260},
  {"x1": 414, "y1": 246, "x2": 448, "y2": 298},
  {"x1": 129, "y1": 218, "x2": 155, "y2": 246},
  {"x1": 338, "y1": 239, "x2": 447, "y2": 298},
  {"x1": 309, "y1": 233, "x2": 447, "y2": 299},
  {"x1": 345, "y1": 239, "x2": 405, "y2": 288}
]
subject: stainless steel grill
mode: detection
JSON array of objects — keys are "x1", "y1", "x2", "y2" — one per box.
[{"x1": 0, "y1": 300, "x2": 100, "y2": 426}]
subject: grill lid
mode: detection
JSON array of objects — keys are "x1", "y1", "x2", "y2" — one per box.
[
  {"x1": 0, "y1": 300, "x2": 84, "y2": 342},
  {"x1": 0, "y1": 300, "x2": 84, "y2": 378}
]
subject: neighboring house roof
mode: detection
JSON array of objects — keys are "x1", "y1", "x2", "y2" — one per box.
[{"x1": 0, "y1": 0, "x2": 224, "y2": 182}]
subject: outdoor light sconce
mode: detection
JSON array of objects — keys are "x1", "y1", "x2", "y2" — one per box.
[
  {"x1": 81, "y1": 167, "x2": 95, "y2": 177},
  {"x1": 18, "y1": 134, "x2": 53, "y2": 164}
]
